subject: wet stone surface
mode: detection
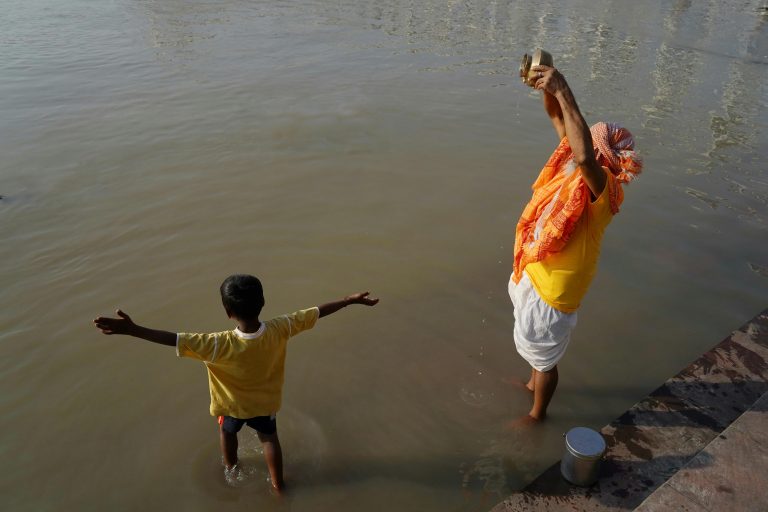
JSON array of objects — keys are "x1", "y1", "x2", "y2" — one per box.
[
  {"x1": 492, "y1": 309, "x2": 768, "y2": 512},
  {"x1": 636, "y1": 392, "x2": 768, "y2": 512}
]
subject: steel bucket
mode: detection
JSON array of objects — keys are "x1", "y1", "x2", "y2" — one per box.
[{"x1": 560, "y1": 427, "x2": 606, "y2": 486}]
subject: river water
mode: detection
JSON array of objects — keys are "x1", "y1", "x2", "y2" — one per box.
[{"x1": 2, "y1": 1, "x2": 767, "y2": 510}]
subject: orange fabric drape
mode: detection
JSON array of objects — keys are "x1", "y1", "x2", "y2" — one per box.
[{"x1": 512, "y1": 123, "x2": 642, "y2": 284}]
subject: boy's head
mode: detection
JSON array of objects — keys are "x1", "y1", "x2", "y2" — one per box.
[{"x1": 220, "y1": 274, "x2": 265, "y2": 320}]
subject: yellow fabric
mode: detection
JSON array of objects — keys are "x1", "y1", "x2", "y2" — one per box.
[
  {"x1": 177, "y1": 307, "x2": 319, "y2": 418},
  {"x1": 512, "y1": 137, "x2": 625, "y2": 285},
  {"x1": 524, "y1": 172, "x2": 617, "y2": 313}
]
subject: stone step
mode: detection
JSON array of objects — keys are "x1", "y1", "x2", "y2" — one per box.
[
  {"x1": 634, "y1": 391, "x2": 768, "y2": 511},
  {"x1": 491, "y1": 309, "x2": 768, "y2": 512}
]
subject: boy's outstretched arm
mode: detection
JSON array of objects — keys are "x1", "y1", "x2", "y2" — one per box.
[
  {"x1": 93, "y1": 309, "x2": 176, "y2": 347},
  {"x1": 318, "y1": 292, "x2": 379, "y2": 318}
]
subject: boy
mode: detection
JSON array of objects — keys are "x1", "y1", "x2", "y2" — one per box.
[{"x1": 93, "y1": 274, "x2": 378, "y2": 493}]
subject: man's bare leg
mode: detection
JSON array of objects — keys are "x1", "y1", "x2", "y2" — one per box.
[
  {"x1": 258, "y1": 432, "x2": 285, "y2": 494},
  {"x1": 526, "y1": 368, "x2": 536, "y2": 392},
  {"x1": 529, "y1": 365, "x2": 558, "y2": 421}
]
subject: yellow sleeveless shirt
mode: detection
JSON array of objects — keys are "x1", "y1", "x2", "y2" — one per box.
[{"x1": 524, "y1": 173, "x2": 617, "y2": 313}]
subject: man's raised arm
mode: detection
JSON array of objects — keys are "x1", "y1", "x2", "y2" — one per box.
[{"x1": 532, "y1": 65, "x2": 606, "y2": 198}]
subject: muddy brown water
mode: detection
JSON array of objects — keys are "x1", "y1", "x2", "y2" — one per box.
[{"x1": 2, "y1": 1, "x2": 767, "y2": 510}]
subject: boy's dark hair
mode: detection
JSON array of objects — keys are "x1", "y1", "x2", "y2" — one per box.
[{"x1": 220, "y1": 274, "x2": 265, "y2": 320}]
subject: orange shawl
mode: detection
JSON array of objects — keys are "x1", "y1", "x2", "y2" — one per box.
[{"x1": 512, "y1": 122, "x2": 642, "y2": 284}]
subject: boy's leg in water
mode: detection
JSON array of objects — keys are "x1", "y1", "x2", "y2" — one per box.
[
  {"x1": 258, "y1": 431, "x2": 285, "y2": 493},
  {"x1": 220, "y1": 425, "x2": 239, "y2": 469},
  {"x1": 529, "y1": 365, "x2": 558, "y2": 421}
]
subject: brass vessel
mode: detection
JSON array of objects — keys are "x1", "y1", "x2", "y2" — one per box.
[{"x1": 520, "y1": 49, "x2": 553, "y2": 87}]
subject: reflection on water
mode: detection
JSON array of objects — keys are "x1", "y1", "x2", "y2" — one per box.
[
  {"x1": 1, "y1": 0, "x2": 767, "y2": 511},
  {"x1": 709, "y1": 11, "x2": 767, "y2": 164}
]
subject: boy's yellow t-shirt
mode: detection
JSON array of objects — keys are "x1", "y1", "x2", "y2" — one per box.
[
  {"x1": 523, "y1": 172, "x2": 619, "y2": 313},
  {"x1": 176, "y1": 307, "x2": 319, "y2": 418}
]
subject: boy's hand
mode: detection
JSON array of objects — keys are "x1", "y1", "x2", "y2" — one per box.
[
  {"x1": 93, "y1": 310, "x2": 176, "y2": 346},
  {"x1": 318, "y1": 292, "x2": 379, "y2": 318},
  {"x1": 93, "y1": 309, "x2": 138, "y2": 336},
  {"x1": 345, "y1": 292, "x2": 379, "y2": 306}
]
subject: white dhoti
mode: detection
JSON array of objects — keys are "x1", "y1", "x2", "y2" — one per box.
[{"x1": 508, "y1": 272, "x2": 578, "y2": 372}]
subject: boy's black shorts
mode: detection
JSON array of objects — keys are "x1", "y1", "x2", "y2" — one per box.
[{"x1": 218, "y1": 414, "x2": 277, "y2": 435}]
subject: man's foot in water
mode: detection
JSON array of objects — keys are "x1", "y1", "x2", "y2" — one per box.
[{"x1": 506, "y1": 413, "x2": 544, "y2": 429}]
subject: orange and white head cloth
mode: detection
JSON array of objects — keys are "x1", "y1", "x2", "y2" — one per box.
[{"x1": 590, "y1": 122, "x2": 643, "y2": 184}]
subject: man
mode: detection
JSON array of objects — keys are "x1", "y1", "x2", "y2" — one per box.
[{"x1": 509, "y1": 64, "x2": 642, "y2": 423}]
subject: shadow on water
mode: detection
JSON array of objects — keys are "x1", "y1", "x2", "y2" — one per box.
[
  {"x1": 185, "y1": 400, "x2": 571, "y2": 508},
  {"x1": 188, "y1": 312, "x2": 768, "y2": 510}
]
